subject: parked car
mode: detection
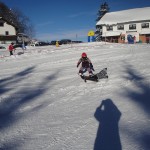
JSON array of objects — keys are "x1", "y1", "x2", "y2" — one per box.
[
  {"x1": 50, "y1": 41, "x2": 61, "y2": 45},
  {"x1": 72, "y1": 41, "x2": 83, "y2": 43},
  {"x1": 35, "y1": 42, "x2": 51, "y2": 46},
  {"x1": 0, "y1": 46, "x2": 6, "y2": 49},
  {"x1": 60, "y1": 39, "x2": 72, "y2": 44}
]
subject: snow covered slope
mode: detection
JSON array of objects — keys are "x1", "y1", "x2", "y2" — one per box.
[{"x1": 0, "y1": 42, "x2": 150, "y2": 150}]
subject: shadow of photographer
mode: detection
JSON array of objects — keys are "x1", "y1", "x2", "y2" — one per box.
[{"x1": 94, "y1": 99, "x2": 122, "y2": 150}]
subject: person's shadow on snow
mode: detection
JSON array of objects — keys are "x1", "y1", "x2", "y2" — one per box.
[{"x1": 94, "y1": 99, "x2": 122, "y2": 150}]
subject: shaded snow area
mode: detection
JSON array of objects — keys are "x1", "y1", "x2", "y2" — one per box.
[{"x1": 0, "y1": 42, "x2": 150, "y2": 150}]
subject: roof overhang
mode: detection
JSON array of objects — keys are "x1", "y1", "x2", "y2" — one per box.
[{"x1": 102, "y1": 31, "x2": 122, "y2": 37}]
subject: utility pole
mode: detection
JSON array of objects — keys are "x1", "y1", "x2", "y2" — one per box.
[
  {"x1": 105, "y1": 32, "x2": 106, "y2": 44},
  {"x1": 76, "y1": 34, "x2": 78, "y2": 41}
]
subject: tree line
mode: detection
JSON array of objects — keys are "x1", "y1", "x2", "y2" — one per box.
[{"x1": 0, "y1": 1, "x2": 35, "y2": 38}]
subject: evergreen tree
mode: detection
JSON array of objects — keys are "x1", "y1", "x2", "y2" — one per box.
[
  {"x1": 96, "y1": 2, "x2": 110, "y2": 21},
  {"x1": 95, "y1": 2, "x2": 110, "y2": 41}
]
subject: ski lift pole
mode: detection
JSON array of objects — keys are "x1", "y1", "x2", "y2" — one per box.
[
  {"x1": 76, "y1": 34, "x2": 78, "y2": 41},
  {"x1": 22, "y1": 35, "x2": 25, "y2": 53},
  {"x1": 105, "y1": 32, "x2": 106, "y2": 45}
]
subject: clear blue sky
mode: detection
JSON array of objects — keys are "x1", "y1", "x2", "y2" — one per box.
[{"x1": 2, "y1": 0, "x2": 150, "y2": 42}]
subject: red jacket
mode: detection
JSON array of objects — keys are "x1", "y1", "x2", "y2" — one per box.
[{"x1": 8, "y1": 44, "x2": 14, "y2": 51}]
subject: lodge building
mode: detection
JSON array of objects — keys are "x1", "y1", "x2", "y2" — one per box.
[
  {"x1": 0, "y1": 17, "x2": 30, "y2": 44},
  {"x1": 96, "y1": 7, "x2": 150, "y2": 43}
]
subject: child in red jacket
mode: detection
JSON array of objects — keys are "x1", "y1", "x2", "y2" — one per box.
[
  {"x1": 8, "y1": 42, "x2": 15, "y2": 56},
  {"x1": 77, "y1": 52, "x2": 94, "y2": 76}
]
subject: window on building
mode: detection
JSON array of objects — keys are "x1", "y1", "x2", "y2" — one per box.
[
  {"x1": 129, "y1": 24, "x2": 136, "y2": 30},
  {"x1": 0, "y1": 22, "x2": 4, "y2": 26},
  {"x1": 5, "y1": 31, "x2": 9, "y2": 35},
  {"x1": 117, "y1": 25, "x2": 124, "y2": 30},
  {"x1": 96, "y1": 25, "x2": 102, "y2": 29},
  {"x1": 141, "y1": 23, "x2": 149, "y2": 28},
  {"x1": 107, "y1": 25, "x2": 113, "y2": 31}
]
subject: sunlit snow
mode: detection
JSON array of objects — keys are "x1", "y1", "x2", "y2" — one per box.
[{"x1": 0, "y1": 42, "x2": 150, "y2": 150}]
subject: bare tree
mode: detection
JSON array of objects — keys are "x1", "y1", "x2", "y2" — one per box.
[
  {"x1": 0, "y1": 2, "x2": 35, "y2": 38},
  {"x1": 12, "y1": 8, "x2": 35, "y2": 38},
  {"x1": 0, "y1": 2, "x2": 17, "y2": 26}
]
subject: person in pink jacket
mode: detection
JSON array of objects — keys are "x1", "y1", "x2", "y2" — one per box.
[
  {"x1": 77, "y1": 52, "x2": 94, "y2": 76},
  {"x1": 8, "y1": 42, "x2": 15, "y2": 56}
]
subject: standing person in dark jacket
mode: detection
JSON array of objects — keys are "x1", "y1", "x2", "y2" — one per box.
[
  {"x1": 146, "y1": 37, "x2": 149, "y2": 44},
  {"x1": 77, "y1": 52, "x2": 94, "y2": 76},
  {"x1": 8, "y1": 42, "x2": 15, "y2": 56}
]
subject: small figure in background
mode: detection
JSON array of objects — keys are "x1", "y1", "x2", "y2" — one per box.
[
  {"x1": 146, "y1": 37, "x2": 149, "y2": 44},
  {"x1": 56, "y1": 41, "x2": 59, "y2": 47},
  {"x1": 22, "y1": 43, "x2": 26, "y2": 50},
  {"x1": 134, "y1": 36, "x2": 136, "y2": 43},
  {"x1": 8, "y1": 42, "x2": 15, "y2": 56}
]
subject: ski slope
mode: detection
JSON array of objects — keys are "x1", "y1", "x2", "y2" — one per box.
[{"x1": 0, "y1": 42, "x2": 150, "y2": 150}]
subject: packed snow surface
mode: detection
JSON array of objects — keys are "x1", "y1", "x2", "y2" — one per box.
[{"x1": 0, "y1": 42, "x2": 150, "y2": 150}]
